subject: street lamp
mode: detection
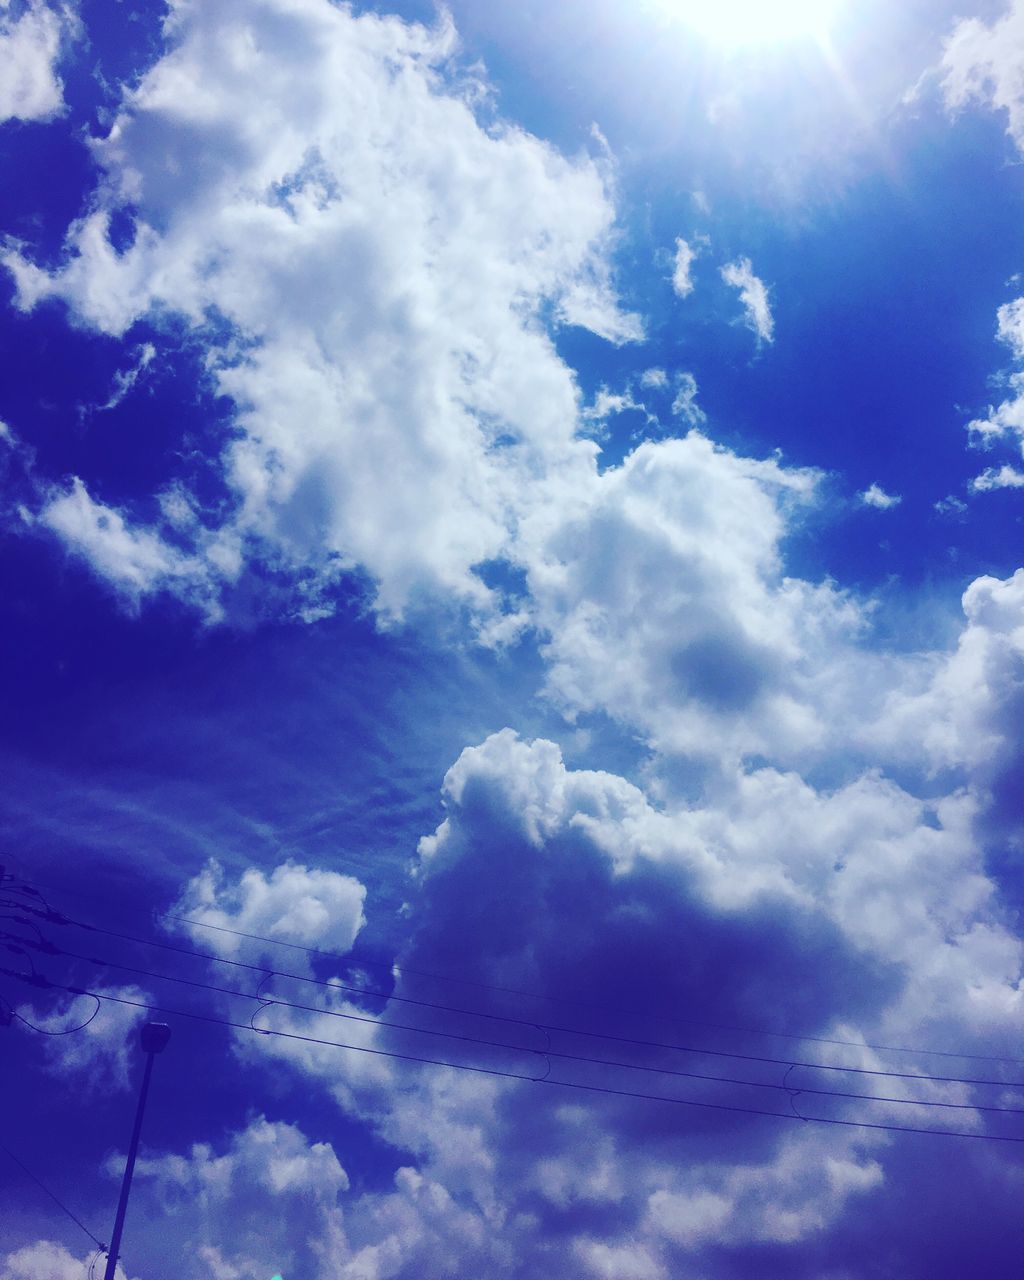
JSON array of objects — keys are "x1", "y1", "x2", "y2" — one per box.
[{"x1": 103, "y1": 1022, "x2": 171, "y2": 1280}]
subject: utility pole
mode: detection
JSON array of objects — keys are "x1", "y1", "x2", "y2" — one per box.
[{"x1": 103, "y1": 1022, "x2": 171, "y2": 1280}]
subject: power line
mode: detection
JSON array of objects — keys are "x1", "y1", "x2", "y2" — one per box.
[
  {"x1": 46, "y1": 940, "x2": 1024, "y2": 1119},
  {"x1": 8, "y1": 992, "x2": 102, "y2": 1035},
  {"x1": 0, "y1": 1140, "x2": 106, "y2": 1251},
  {"x1": 11, "y1": 869, "x2": 1023, "y2": 1068},
  {"x1": 43, "y1": 913, "x2": 1024, "y2": 1092},
  {"x1": 172, "y1": 912, "x2": 1021, "y2": 1065},
  {"x1": 10, "y1": 974, "x2": 1024, "y2": 1147}
]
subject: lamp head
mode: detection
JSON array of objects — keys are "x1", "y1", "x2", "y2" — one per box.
[{"x1": 140, "y1": 1022, "x2": 171, "y2": 1054}]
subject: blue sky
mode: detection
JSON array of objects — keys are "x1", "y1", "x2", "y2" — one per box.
[{"x1": 2, "y1": 1, "x2": 1024, "y2": 1277}]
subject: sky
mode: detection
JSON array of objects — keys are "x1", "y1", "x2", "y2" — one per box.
[{"x1": 2, "y1": 0, "x2": 1024, "y2": 1276}]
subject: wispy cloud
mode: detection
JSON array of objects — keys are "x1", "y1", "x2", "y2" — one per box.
[
  {"x1": 721, "y1": 256, "x2": 774, "y2": 343},
  {"x1": 670, "y1": 371, "x2": 706, "y2": 426},
  {"x1": 88, "y1": 342, "x2": 156, "y2": 415},
  {"x1": 672, "y1": 237, "x2": 699, "y2": 298},
  {"x1": 860, "y1": 483, "x2": 902, "y2": 509}
]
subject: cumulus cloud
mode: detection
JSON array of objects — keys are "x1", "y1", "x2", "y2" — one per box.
[
  {"x1": 0, "y1": 1, "x2": 70, "y2": 123},
  {"x1": 997, "y1": 295, "x2": 1024, "y2": 357},
  {"x1": 964, "y1": 299, "x2": 1024, "y2": 456},
  {"x1": 1, "y1": 1242, "x2": 132, "y2": 1280},
  {"x1": 363, "y1": 727, "x2": 1017, "y2": 1273},
  {"x1": 15, "y1": 984, "x2": 151, "y2": 1092},
  {"x1": 225, "y1": 727, "x2": 899, "y2": 1277},
  {"x1": 860, "y1": 483, "x2": 901, "y2": 509},
  {"x1": 971, "y1": 463, "x2": 1024, "y2": 492},
  {"x1": 131, "y1": 1117, "x2": 350, "y2": 1280},
  {"x1": 873, "y1": 569, "x2": 1024, "y2": 777},
  {"x1": 644, "y1": 1133, "x2": 883, "y2": 1251},
  {"x1": 521, "y1": 433, "x2": 858, "y2": 764},
  {"x1": 170, "y1": 858, "x2": 367, "y2": 971},
  {"x1": 168, "y1": 859, "x2": 384, "y2": 1110},
  {"x1": 4, "y1": 0, "x2": 640, "y2": 622},
  {"x1": 416, "y1": 729, "x2": 1021, "y2": 1037},
  {"x1": 124, "y1": 702, "x2": 1024, "y2": 1277},
  {"x1": 721, "y1": 256, "x2": 774, "y2": 343},
  {"x1": 939, "y1": 1, "x2": 1024, "y2": 152}
]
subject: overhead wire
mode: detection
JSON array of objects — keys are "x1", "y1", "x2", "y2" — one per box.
[
  {"x1": 0, "y1": 1140, "x2": 106, "y2": 1251},
  {"x1": 40, "y1": 939, "x2": 1024, "y2": 1119},
  {"x1": 165, "y1": 911, "x2": 1024, "y2": 1066},
  {"x1": 40, "y1": 911, "x2": 1024, "y2": 1092},
  {"x1": 10, "y1": 868, "x2": 1024, "y2": 1067},
  {"x1": 8, "y1": 992, "x2": 102, "y2": 1035},
  {"x1": 6, "y1": 881, "x2": 1024, "y2": 1143},
  {"x1": 6, "y1": 972, "x2": 1024, "y2": 1146}
]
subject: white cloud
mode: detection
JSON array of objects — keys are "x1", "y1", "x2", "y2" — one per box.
[
  {"x1": 963, "y1": 298, "x2": 1024, "y2": 457},
  {"x1": 934, "y1": 493, "x2": 968, "y2": 518},
  {"x1": 395, "y1": 726, "x2": 1019, "y2": 1269},
  {"x1": 136, "y1": 683, "x2": 1024, "y2": 1276},
  {"x1": 639, "y1": 367, "x2": 668, "y2": 389},
  {"x1": 582, "y1": 386, "x2": 645, "y2": 425},
  {"x1": 4, "y1": 0, "x2": 640, "y2": 623},
  {"x1": 645, "y1": 1134, "x2": 883, "y2": 1251},
  {"x1": 1, "y1": 1242, "x2": 132, "y2": 1280},
  {"x1": 521, "y1": 433, "x2": 856, "y2": 763},
  {"x1": 131, "y1": 1118, "x2": 350, "y2": 1280},
  {"x1": 671, "y1": 236, "x2": 698, "y2": 298},
  {"x1": 38, "y1": 477, "x2": 219, "y2": 615},
  {"x1": 574, "y1": 1239, "x2": 666, "y2": 1279},
  {"x1": 939, "y1": 2, "x2": 1024, "y2": 152},
  {"x1": 167, "y1": 860, "x2": 384, "y2": 1110},
  {"x1": 670, "y1": 371, "x2": 706, "y2": 426},
  {"x1": 860, "y1": 483, "x2": 901, "y2": 510},
  {"x1": 15, "y1": 985, "x2": 150, "y2": 1091},
  {"x1": 90, "y1": 342, "x2": 157, "y2": 415},
  {"x1": 721, "y1": 256, "x2": 774, "y2": 343},
  {"x1": 872, "y1": 569, "x2": 1024, "y2": 777},
  {"x1": 938, "y1": 12, "x2": 1024, "y2": 470},
  {"x1": 170, "y1": 858, "x2": 367, "y2": 972},
  {"x1": 419, "y1": 728, "x2": 1021, "y2": 1022},
  {"x1": 971, "y1": 464, "x2": 1024, "y2": 492},
  {"x1": 997, "y1": 295, "x2": 1024, "y2": 358},
  {"x1": 0, "y1": 2, "x2": 69, "y2": 123}
]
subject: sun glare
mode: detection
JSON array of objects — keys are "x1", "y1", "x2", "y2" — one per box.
[{"x1": 663, "y1": 0, "x2": 838, "y2": 48}]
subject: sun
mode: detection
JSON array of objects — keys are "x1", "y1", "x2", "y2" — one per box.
[{"x1": 660, "y1": 0, "x2": 839, "y2": 48}]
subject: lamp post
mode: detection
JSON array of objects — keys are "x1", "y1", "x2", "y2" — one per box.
[{"x1": 103, "y1": 1022, "x2": 171, "y2": 1280}]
